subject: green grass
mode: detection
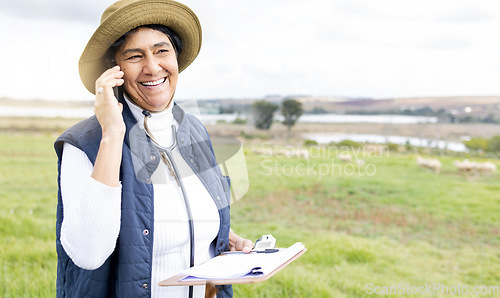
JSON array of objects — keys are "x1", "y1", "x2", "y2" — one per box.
[
  {"x1": 1, "y1": 133, "x2": 499, "y2": 297},
  {"x1": 231, "y1": 147, "x2": 500, "y2": 297},
  {"x1": 0, "y1": 133, "x2": 58, "y2": 296}
]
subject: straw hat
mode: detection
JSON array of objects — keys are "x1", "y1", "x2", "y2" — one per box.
[{"x1": 79, "y1": 0, "x2": 202, "y2": 94}]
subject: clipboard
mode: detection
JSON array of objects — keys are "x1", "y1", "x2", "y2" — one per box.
[{"x1": 159, "y1": 247, "x2": 307, "y2": 286}]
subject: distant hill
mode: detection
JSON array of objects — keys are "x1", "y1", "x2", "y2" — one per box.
[
  {"x1": 288, "y1": 95, "x2": 498, "y2": 113},
  {"x1": 195, "y1": 95, "x2": 500, "y2": 123}
]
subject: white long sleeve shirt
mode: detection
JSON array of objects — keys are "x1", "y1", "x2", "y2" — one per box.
[{"x1": 60, "y1": 98, "x2": 220, "y2": 297}]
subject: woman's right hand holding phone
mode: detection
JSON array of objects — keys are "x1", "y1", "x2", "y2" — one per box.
[
  {"x1": 94, "y1": 65, "x2": 126, "y2": 138},
  {"x1": 91, "y1": 66, "x2": 126, "y2": 187}
]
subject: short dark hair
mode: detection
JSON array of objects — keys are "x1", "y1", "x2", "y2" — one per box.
[{"x1": 106, "y1": 24, "x2": 183, "y2": 67}]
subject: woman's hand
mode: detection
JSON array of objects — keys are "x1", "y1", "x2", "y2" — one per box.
[
  {"x1": 94, "y1": 65, "x2": 125, "y2": 137},
  {"x1": 91, "y1": 66, "x2": 126, "y2": 187},
  {"x1": 229, "y1": 230, "x2": 254, "y2": 253}
]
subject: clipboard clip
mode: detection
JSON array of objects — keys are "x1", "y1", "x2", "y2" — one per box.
[
  {"x1": 220, "y1": 234, "x2": 278, "y2": 255},
  {"x1": 253, "y1": 234, "x2": 276, "y2": 252}
]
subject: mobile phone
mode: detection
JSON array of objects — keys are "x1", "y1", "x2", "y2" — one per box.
[
  {"x1": 113, "y1": 86, "x2": 120, "y2": 100},
  {"x1": 107, "y1": 58, "x2": 121, "y2": 101}
]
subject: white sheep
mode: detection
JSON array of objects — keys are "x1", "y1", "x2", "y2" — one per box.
[
  {"x1": 478, "y1": 161, "x2": 496, "y2": 176},
  {"x1": 454, "y1": 159, "x2": 497, "y2": 176},
  {"x1": 417, "y1": 157, "x2": 441, "y2": 174},
  {"x1": 286, "y1": 148, "x2": 309, "y2": 159},
  {"x1": 252, "y1": 147, "x2": 273, "y2": 156},
  {"x1": 454, "y1": 159, "x2": 476, "y2": 174},
  {"x1": 355, "y1": 158, "x2": 365, "y2": 167},
  {"x1": 274, "y1": 148, "x2": 309, "y2": 159},
  {"x1": 426, "y1": 159, "x2": 442, "y2": 174},
  {"x1": 417, "y1": 156, "x2": 426, "y2": 167},
  {"x1": 339, "y1": 153, "x2": 352, "y2": 163}
]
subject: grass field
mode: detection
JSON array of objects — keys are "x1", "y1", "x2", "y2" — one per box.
[{"x1": 1, "y1": 131, "x2": 499, "y2": 297}]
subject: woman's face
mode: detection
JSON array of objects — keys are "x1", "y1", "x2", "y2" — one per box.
[{"x1": 115, "y1": 27, "x2": 178, "y2": 112}]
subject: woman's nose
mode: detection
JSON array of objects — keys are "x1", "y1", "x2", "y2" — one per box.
[{"x1": 143, "y1": 56, "x2": 162, "y2": 75}]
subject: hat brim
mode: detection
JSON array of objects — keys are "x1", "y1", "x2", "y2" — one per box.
[{"x1": 79, "y1": 0, "x2": 201, "y2": 94}]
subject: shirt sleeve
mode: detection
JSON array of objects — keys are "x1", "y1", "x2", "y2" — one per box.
[{"x1": 60, "y1": 142, "x2": 122, "y2": 270}]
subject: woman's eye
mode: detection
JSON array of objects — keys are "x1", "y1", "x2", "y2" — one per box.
[{"x1": 126, "y1": 55, "x2": 142, "y2": 61}]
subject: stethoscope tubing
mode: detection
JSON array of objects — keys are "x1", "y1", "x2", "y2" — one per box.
[{"x1": 144, "y1": 121, "x2": 195, "y2": 298}]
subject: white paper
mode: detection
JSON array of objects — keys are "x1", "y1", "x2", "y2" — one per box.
[{"x1": 179, "y1": 242, "x2": 305, "y2": 281}]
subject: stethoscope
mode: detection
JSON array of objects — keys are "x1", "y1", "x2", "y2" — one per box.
[{"x1": 142, "y1": 109, "x2": 195, "y2": 298}]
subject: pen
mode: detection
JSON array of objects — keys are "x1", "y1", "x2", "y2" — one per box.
[{"x1": 221, "y1": 248, "x2": 280, "y2": 255}]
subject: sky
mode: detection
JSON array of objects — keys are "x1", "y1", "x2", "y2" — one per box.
[{"x1": 1, "y1": 0, "x2": 500, "y2": 101}]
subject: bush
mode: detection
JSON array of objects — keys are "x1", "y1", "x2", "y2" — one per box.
[
  {"x1": 386, "y1": 142, "x2": 399, "y2": 151},
  {"x1": 232, "y1": 117, "x2": 247, "y2": 124},
  {"x1": 464, "y1": 138, "x2": 488, "y2": 151},
  {"x1": 487, "y1": 135, "x2": 500, "y2": 152},
  {"x1": 240, "y1": 131, "x2": 254, "y2": 139},
  {"x1": 303, "y1": 139, "x2": 319, "y2": 147},
  {"x1": 464, "y1": 136, "x2": 500, "y2": 152},
  {"x1": 337, "y1": 139, "x2": 362, "y2": 149},
  {"x1": 405, "y1": 140, "x2": 413, "y2": 152}
]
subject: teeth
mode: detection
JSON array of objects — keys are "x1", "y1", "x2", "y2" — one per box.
[{"x1": 141, "y1": 78, "x2": 166, "y2": 86}]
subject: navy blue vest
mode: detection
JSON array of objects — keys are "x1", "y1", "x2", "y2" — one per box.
[{"x1": 54, "y1": 100, "x2": 232, "y2": 297}]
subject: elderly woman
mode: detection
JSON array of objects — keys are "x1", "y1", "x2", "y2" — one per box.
[{"x1": 54, "y1": 0, "x2": 252, "y2": 297}]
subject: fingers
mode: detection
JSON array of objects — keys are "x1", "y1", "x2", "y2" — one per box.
[
  {"x1": 95, "y1": 66, "x2": 124, "y2": 98},
  {"x1": 236, "y1": 238, "x2": 255, "y2": 253},
  {"x1": 241, "y1": 239, "x2": 255, "y2": 253},
  {"x1": 242, "y1": 246, "x2": 252, "y2": 254},
  {"x1": 94, "y1": 66, "x2": 126, "y2": 136}
]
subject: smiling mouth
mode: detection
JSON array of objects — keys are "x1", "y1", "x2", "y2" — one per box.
[{"x1": 140, "y1": 77, "x2": 167, "y2": 87}]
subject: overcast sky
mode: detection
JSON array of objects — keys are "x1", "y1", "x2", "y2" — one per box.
[{"x1": 1, "y1": 0, "x2": 500, "y2": 101}]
